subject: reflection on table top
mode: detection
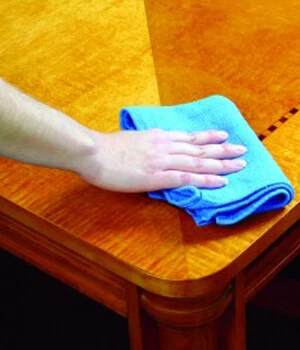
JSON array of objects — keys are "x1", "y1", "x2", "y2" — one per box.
[{"x1": 0, "y1": 0, "x2": 299, "y2": 297}]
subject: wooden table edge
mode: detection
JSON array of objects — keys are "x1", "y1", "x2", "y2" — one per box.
[{"x1": 1, "y1": 195, "x2": 299, "y2": 299}]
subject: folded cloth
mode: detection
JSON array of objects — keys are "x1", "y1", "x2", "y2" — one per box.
[{"x1": 120, "y1": 95, "x2": 294, "y2": 226}]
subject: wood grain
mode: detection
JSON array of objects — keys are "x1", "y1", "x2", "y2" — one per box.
[
  {"x1": 0, "y1": 0, "x2": 299, "y2": 302},
  {"x1": 0, "y1": 208, "x2": 127, "y2": 316},
  {"x1": 144, "y1": 0, "x2": 300, "y2": 134},
  {"x1": 0, "y1": 0, "x2": 161, "y2": 130}
]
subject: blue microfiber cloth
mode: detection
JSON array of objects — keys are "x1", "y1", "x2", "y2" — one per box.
[{"x1": 119, "y1": 95, "x2": 294, "y2": 226}]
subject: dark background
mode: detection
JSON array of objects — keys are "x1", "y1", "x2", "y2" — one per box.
[{"x1": 0, "y1": 248, "x2": 299, "y2": 350}]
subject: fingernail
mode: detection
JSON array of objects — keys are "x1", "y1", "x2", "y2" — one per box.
[
  {"x1": 218, "y1": 177, "x2": 229, "y2": 186},
  {"x1": 217, "y1": 131, "x2": 228, "y2": 138},
  {"x1": 236, "y1": 146, "x2": 247, "y2": 153},
  {"x1": 234, "y1": 160, "x2": 247, "y2": 169}
]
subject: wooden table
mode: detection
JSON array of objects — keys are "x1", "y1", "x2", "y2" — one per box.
[{"x1": 0, "y1": 1, "x2": 299, "y2": 349}]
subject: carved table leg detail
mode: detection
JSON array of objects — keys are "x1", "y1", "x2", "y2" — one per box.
[{"x1": 140, "y1": 285, "x2": 232, "y2": 350}]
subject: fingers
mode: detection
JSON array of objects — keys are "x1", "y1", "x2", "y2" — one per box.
[
  {"x1": 169, "y1": 142, "x2": 247, "y2": 159},
  {"x1": 157, "y1": 171, "x2": 228, "y2": 189},
  {"x1": 149, "y1": 129, "x2": 247, "y2": 159},
  {"x1": 143, "y1": 129, "x2": 248, "y2": 191},
  {"x1": 166, "y1": 129, "x2": 229, "y2": 145},
  {"x1": 164, "y1": 155, "x2": 247, "y2": 175}
]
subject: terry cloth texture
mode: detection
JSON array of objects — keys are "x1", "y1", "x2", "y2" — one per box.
[{"x1": 120, "y1": 95, "x2": 294, "y2": 226}]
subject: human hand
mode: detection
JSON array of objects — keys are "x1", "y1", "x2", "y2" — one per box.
[{"x1": 72, "y1": 128, "x2": 247, "y2": 193}]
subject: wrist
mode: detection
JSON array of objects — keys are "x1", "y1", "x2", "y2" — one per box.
[{"x1": 66, "y1": 129, "x2": 105, "y2": 182}]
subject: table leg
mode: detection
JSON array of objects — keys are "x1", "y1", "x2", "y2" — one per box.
[
  {"x1": 127, "y1": 284, "x2": 158, "y2": 350},
  {"x1": 219, "y1": 273, "x2": 246, "y2": 350},
  {"x1": 127, "y1": 283, "x2": 233, "y2": 350}
]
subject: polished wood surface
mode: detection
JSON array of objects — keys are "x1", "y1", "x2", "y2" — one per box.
[
  {"x1": 0, "y1": 0, "x2": 300, "y2": 297},
  {"x1": 145, "y1": 0, "x2": 300, "y2": 133},
  {"x1": 0, "y1": 1, "x2": 300, "y2": 349},
  {"x1": 1, "y1": 117, "x2": 299, "y2": 298}
]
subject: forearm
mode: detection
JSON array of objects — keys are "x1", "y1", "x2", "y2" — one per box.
[
  {"x1": 0, "y1": 78, "x2": 247, "y2": 193},
  {"x1": 0, "y1": 78, "x2": 96, "y2": 171}
]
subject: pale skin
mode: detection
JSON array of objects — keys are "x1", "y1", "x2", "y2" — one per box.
[{"x1": 0, "y1": 78, "x2": 247, "y2": 192}]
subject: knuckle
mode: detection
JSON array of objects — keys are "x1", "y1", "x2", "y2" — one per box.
[
  {"x1": 149, "y1": 128, "x2": 171, "y2": 144},
  {"x1": 144, "y1": 153, "x2": 163, "y2": 172},
  {"x1": 190, "y1": 133, "x2": 198, "y2": 144},
  {"x1": 147, "y1": 155, "x2": 166, "y2": 174},
  {"x1": 179, "y1": 172, "x2": 192, "y2": 185},
  {"x1": 203, "y1": 175, "x2": 220, "y2": 187},
  {"x1": 221, "y1": 159, "x2": 233, "y2": 169},
  {"x1": 203, "y1": 175, "x2": 214, "y2": 186},
  {"x1": 197, "y1": 146, "x2": 206, "y2": 157},
  {"x1": 193, "y1": 157, "x2": 204, "y2": 169},
  {"x1": 221, "y1": 144, "x2": 232, "y2": 153}
]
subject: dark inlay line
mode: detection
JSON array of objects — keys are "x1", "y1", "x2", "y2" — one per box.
[
  {"x1": 268, "y1": 125, "x2": 277, "y2": 132},
  {"x1": 258, "y1": 103, "x2": 299, "y2": 141},
  {"x1": 279, "y1": 116, "x2": 288, "y2": 123},
  {"x1": 258, "y1": 134, "x2": 266, "y2": 141},
  {"x1": 289, "y1": 107, "x2": 298, "y2": 114}
]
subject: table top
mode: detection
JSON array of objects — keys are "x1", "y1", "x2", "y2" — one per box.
[{"x1": 0, "y1": 0, "x2": 299, "y2": 298}]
